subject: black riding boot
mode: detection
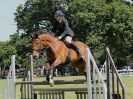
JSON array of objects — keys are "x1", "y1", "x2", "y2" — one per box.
[{"x1": 69, "y1": 42, "x2": 82, "y2": 60}]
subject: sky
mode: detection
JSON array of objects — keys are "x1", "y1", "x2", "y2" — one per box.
[{"x1": 0, "y1": 0, "x2": 26, "y2": 41}]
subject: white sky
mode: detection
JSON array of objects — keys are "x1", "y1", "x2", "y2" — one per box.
[{"x1": 0, "y1": 0, "x2": 26, "y2": 41}]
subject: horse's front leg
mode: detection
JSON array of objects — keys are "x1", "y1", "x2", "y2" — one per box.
[
  {"x1": 47, "y1": 59, "x2": 62, "y2": 87},
  {"x1": 48, "y1": 69, "x2": 54, "y2": 87}
]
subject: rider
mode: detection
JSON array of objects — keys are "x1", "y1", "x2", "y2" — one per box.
[{"x1": 51, "y1": 10, "x2": 82, "y2": 60}]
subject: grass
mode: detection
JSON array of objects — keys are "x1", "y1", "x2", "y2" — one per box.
[
  {"x1": 0, "y1": 79, "x2": 6, "y2": 98},
  {"x1": 0, "y1": 75, "x2": 133, "y2": 99},
  {"x1": 121, "y1": 76, "x2": 133, "y2": 99}
]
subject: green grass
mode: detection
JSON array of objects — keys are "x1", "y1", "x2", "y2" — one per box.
[
  {"x1": 0, "y1": 79, "x2": 6, "y2": 98},
  {"x1": 121, "y1": 76, "x2": 133, "y2": 99},
  {"x1": 0, "y1": 76, "x2": 133, "y2": 99}
]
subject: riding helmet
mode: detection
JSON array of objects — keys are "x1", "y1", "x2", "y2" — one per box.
[{"x1": 54, "y1": 10, "x2": 64, "y2": 16}]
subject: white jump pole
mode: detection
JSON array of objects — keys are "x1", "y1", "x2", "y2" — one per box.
[
  {"x1": 86, "y1": 48, "x2": 92, "y2": 99},
  {"x1": 12, "y1": 55, "x2": 16, "y2": 99}
]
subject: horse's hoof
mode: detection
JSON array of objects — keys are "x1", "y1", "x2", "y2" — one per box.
[{"x1": 49, "y1": 82, "x2": 55, "y2": 87}]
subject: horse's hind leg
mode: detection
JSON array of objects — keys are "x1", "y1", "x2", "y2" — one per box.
[
  {"x1": 46, "y1": 69, "x2": 50, "y2": 82},
  {"x1": 73, "y1": 60, "x2": 86, "y2": 78}
]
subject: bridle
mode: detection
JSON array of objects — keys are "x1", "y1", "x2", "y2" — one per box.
[{"x1": 33, "y1": 37, "x2": 59, "y2": 54}]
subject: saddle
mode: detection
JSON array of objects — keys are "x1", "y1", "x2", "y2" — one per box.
[{"x1": 63, "y1": 40, "x2": 82, "y2": 64}]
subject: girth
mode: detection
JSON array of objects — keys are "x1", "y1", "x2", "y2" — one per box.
[{"x1": 64, "y1": 48, "x2": 72, "y2": 65}]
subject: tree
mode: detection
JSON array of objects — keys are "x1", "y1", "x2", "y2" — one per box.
[
  {"x1": 9, "y1": 33, "x2": 31, "y2": 68},
  {"x1": 14, "y1": 0, "x2": 73, "y2": 35},
  {"x1": 15, "y1": 0, "x2": 64, "y2": 34},
  {"x1": 0, "y1": 41, "x2": 17, "y2": 76},
  {"x1": 14, "y1": 0, "x2": 133, "y2": 67},
  {"x1": 68, "y1": 0, "x2": 133, "y2": 66}
]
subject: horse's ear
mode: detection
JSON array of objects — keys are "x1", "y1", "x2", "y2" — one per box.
[
  {"x1": 30, "y1": 33, "x2": 38, "y2": 39},
  {"x1": 34, "y1": 33, "x2": 39, "y2": 39},
  {"x1": 29, "y1": 33, "x2": 34, "y2": 38}
]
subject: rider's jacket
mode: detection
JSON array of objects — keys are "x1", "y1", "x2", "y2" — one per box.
[{"x1": 52, "y1": 18, "x2": 74, "y2": 37}]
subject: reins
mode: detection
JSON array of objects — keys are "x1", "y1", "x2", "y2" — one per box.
[{"x1": 42, "y1": 37, "x2": 59, "y2": 52}]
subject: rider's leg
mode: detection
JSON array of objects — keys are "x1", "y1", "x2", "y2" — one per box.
[
  {"x1": 64, "y1": 36, "x2": 82, "y2": 60},
  {"x1": 70, "y1": 42, "x2": 82, "y2": 59}
]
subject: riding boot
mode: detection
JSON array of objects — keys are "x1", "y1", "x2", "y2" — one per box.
[{"x1": 69, "y1": 42, "x2": 82, "y2": 60}]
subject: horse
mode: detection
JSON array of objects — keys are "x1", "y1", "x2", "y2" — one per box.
[{"x1": 31, "y1": 32, "x2": 88, "y2": 86}]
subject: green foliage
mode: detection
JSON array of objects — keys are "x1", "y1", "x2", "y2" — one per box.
[
  {"x1": 67, "y1": 0, "x2": 133, "y2": 65},
  {"x1": 14, "y1": 0, "x2": 57, "y2": 33},
  {"x1": 9, "y1": 33, "x2": 32, "y2": 67},
  {"x1": 1, "y1": 0, "x2": 133, "y2": 69},
  {"x1": 0, "y1": 41, "x2": 16, "y2": 68}
]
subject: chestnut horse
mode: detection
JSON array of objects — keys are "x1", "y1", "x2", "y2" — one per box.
[{"x1": 32, "y1": 32, "x2": 88, "y2": 86}]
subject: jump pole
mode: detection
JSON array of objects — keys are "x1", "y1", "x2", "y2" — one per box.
[{"x1": 86, "y1": 48, "x2": 92, "y2": 99}]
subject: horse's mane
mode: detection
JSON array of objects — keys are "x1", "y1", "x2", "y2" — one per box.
[{"x1": 35, "y1": 29, "x2": 54, "y2": 37}]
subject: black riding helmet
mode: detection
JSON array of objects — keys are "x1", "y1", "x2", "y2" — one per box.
[{"x1": 54, "y1": 10, "x2": 64, "y2": 16}]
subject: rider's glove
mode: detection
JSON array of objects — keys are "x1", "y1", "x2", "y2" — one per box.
[{"x1": 58, "y1": 36, "x2": 62, "y2": 40}]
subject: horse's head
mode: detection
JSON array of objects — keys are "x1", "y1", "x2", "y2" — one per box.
[
  {"x1": 32, "y1": 34, "x2": 43, "y2": 59},
  {"x1": 31, "y1": 32, "x2": 56, "y2": 59}
]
